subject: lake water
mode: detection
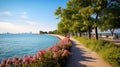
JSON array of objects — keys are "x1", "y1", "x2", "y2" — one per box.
[{"x1": 0, "y1": 34, "x2": 59, "y2": 62}]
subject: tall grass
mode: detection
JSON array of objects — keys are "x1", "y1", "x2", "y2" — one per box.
[{"x1": 73, "y1": 36, "x2": 120, "y2": 67}]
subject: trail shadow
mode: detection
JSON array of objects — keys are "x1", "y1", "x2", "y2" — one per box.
[{"x1": 66, "y1": 40, "x2": 96, "y2": 67}]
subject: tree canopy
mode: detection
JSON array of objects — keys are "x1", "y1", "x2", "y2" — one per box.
[{"x1": 55, "y1": 0, "x2": 120, "y2": 39}]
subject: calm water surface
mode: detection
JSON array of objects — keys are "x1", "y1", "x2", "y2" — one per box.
[{"x1": 0, "y1": 34, "x2": 59, "y2": 62}]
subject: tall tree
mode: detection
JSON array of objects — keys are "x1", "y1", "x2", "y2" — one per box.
[
  {"x1": 92, "y1": 0, "x2": 108, "y2": 39},
  {"x1": 99, "y1": 5, "x2": 120, "y2": 35},
  {"x1": 66, "y1": 0, "x2": 94, "y2": 39},
  {"x1": 79, "y1": 6, "x2": 94, "y2": 39},
  {"x1": 55, "y1": 0, "x2": 119, "y2": 40}
]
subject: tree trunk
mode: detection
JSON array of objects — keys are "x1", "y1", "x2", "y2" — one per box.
[
  {"x1": 95, "y1": 12, "x2": 99, "y2": 40},
  {"x1": 73, "y1": 32, "x2": 75, "y2": 36},
  {"x1": 80, "y1": 33, "x2": 82, "y2": 37},
  {"x1": 78, "y1": 29, "x2": 82, "y2": 37},
  {"x1": 88, "y1": 26, "x2": 91, "y2": 39},
  {"x1": 88, "y1": 30, "x2": 91, "y2": 39},
  {"x1": 72, "y1": 32, "x2": 74, "y2": 36},
  {"x1": 110, "y1": 28, "x2": 115, "y2": 36},
  {"x1": 75, "y1": 32, "x2": 77, "y2": 36},
  {"x1": 76, "y1": 32, "x2": 78, "y2": 36},
  {"x1": 95, "y1": 26, "x2": 98, "y2": 40}
]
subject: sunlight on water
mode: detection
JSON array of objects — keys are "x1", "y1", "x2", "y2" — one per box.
[{"x1": 0, "y1": 34, "x2": 59, "y2": 62}]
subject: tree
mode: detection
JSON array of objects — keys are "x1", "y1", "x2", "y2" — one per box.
[
  {"x1": 48, "y1": 30, "x2": 58, "y2": 34},
  {"x1": 55, "y1": 0, "x2": 94, "y2": 39},
  {"x1": 57, "y1": 19, "x2": 72, "y2": 35},
  {"x1": 54, "y1": 2, "x2": 75, "y2": 36},
  {"x1": 54, "y1": 0, "x2": 119, "y2": 40},
  {"x1": 54, "y1": 7, "x2": 62, "y2": 19},
  {"x1": 91, "y1": 0, "x2": 108, "y2": 39},
  {"x1": 79, "y1": 6, "x2": 94, "y2": 39},
  {"x1": 99, "y1": 5, "x2": 120, "y2": 35},
  {"x1": 39, "y1": 31, "x2": 47, "y2": 34}
]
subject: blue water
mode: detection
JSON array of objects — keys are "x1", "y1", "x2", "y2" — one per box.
[{"x1": 0, "y1": 34, "x2": 59, "y2": 62}]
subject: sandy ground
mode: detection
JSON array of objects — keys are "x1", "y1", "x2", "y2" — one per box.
[
  {"x1": 49, "y1": 34, "x2": 65, "y2": 39},
  {"x1": 51, "y1": 34, "x2": 112, "y2": 67}
]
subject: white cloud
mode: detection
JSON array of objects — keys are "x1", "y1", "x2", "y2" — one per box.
[
  {"x1": 0, "y1": 11, "x2": 12, "y2": 16},
  {"x1": 20, "y1": 15, "x2": 28, "y2": 19},
  {"x1": 20, "y1": 12, "x2": 28, "y2": 19},
  {"x1": 0, "y1": 21, "x2": 56, "y2": 33},
  {"x1": 25, "y1": 20, "x2": 41, "y2": 25},
  {"x1": 0, "y1": 22, "x2": 29, "y2": 33},
  {"x1": 25, "y1": 20, "x2": 55, "y2": 32}
]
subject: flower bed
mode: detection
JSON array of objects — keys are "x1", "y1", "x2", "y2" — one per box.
[{"x1": 0, "y1": 37, "x2": 72, "y2": 67}]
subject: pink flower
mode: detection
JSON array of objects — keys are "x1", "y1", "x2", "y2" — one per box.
[
  {"x1": 19, "y1": 57, "x2": 23, "y2": 63},
  {"x1": 52, "y1": 47, "x2": 59, "y2": 52},
  {"x1": 13, "y1": 56, "x2": 19, "y2": 63},
  {"x1": 23, "y1": 56, "x2": 29, "y2": 65},
  {"x1": 28, "y1": 56, "x2": 34, "y2": 63},
  {"x1": 7, "y1": 58, "x2": 12, "y2": 64},
  {"x1": 23, "y1": 55, "x2": 28, "y2": 59},
  {"x1": 47, "y1": 46, "x2": 55, "y2": 51},
  {"x1": 0, "y1": 36, "x2": 71, "y2": 66},
  {"x1": 62, "y1": 50, "x2": 68, "y2": 57},
  {"x1": 36, "y1": 53, "x2": 40, "y2": 59},
  {"x1": 53, "y1": 52, "x2": 58, "y2": 58},
  {"x1": 38, "y1": 50, "x2": 45, "y2": 56},
  {"x1": 33, "y1": 54, "x2": 37, "y2": 61},
  {"x1": 1, "y1": 59, "x2": 6, "y2": 65}
]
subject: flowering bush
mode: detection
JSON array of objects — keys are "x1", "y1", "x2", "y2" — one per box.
[{"x1": 0, "y1": 37, "x2": 72, "y2": 67}]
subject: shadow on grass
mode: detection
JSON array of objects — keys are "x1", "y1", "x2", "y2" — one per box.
[{"x1": 66, "y1": 40, "x2": 96, "y2": 67}]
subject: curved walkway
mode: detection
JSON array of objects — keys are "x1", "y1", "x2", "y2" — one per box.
[
  {"x1": 50, "y1": 34, "x2": 112, "y2": 67},
  {"x1": 66, "y1": 38, "x2": 112, "y2": 67}
]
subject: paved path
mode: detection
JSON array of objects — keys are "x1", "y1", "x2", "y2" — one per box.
[
  {"x1": 66, "y1": 38, "x2": 112, "y2": 67},
  {"x1": 50, "y1": 34, "x2": 112, "y2": 67}
]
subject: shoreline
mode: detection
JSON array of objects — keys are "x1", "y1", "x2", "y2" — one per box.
[
  {"x1": 49, "y1": 34, "x2": 65, "y2": 40},
  {"x1": 0, "y1": 34, "x2": 71, "y2": 67},
  {"x1": 0, "y1": 34, "x2": 63, "y2": 63}
]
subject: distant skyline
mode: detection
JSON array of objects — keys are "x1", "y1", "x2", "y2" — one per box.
[{"x1": 0, "y1": 0, "x2": 67, "y2": 33}]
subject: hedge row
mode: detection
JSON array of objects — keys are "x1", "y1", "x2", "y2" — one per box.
[
  {"x1": 0, "y1": 37, "x2": 72, "y2": 67},
  {"x1": 73, "y1": 36, "x2": 120, "y2": 67}
]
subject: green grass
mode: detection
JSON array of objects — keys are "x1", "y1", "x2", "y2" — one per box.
[{"x1": 73, "y1": 36, "x2": 120, "y2": 67}]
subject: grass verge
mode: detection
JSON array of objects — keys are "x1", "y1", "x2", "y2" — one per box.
[{"x1": 73, "y1": 36, "x2": 120, "y2": 67}]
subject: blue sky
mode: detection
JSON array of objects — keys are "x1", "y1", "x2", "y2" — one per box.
[{"x1": 0, "y1": 0, "x2": 67, "y2": 33}]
